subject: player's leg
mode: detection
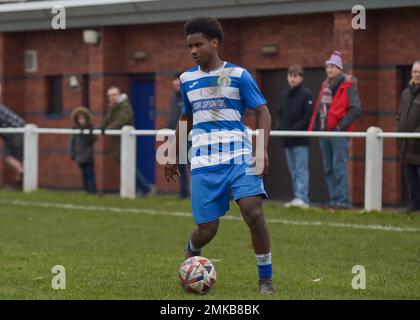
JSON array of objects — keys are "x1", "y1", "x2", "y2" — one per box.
[
  {"x1": 237, "y1": 195, "x2": 274, "y2": 294},
  {"x1": 230, "y1": 163, "x2": 274, "y2": 294},
  {"x1": 186, "y1": 219, "x2": 219, "y2": 257},
  {"x1": 238, "y1": 196, "x2": 269, "y2": 252},
  {"x1": 186, "y1": 169, "x2": 229, "y2": 258}
]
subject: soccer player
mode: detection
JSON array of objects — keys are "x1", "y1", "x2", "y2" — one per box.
[{"x1": 164, "y1": 17, "x2": 274, "y2": 294}]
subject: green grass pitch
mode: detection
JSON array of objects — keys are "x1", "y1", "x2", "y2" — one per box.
[{"x1": 0, "y1": 189, "x2": 419, "y2": 300}]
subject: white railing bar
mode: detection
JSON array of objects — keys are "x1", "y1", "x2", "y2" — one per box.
[
  {"x1": 132, "y1": 129, "x2": 170, "y2": 136},
  {"x1": 0, "y1": 128, "x2": 369, "y2": 138},
  {"x1": 2, "y1": 127, "x2": 420, "y2": 139},
  {"x1": 0, "y1": 128, "x2": 25, "y2": 133},
  {"x1": 34, "y1": 128, "x2": 122, "y2": 135},
  {"x1": 0, "y1": 128, "x2": 121, "y2": 135},
  {"x1": 377, "y1": 132, "x2": 420, "y2": 139},
  {"x1": 131, "y1": 129, "x2": 368, "y2": 138},
  {"x1": 268, "y1": 131, "x2": 367, "y2": 138}
]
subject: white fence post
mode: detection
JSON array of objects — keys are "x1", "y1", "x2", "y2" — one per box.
[
  {"x1": 364, "y1": 126, "x2": 383, "y2": 211},
  {"x1": 120, "y1": 125, "x2": 136, "y2": 199},
  {"x1": 23, "y1": 124, "x2": 38, "y2": 192}
]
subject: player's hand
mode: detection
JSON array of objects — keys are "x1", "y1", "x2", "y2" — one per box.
[
  {"x1": 165, "y1": 163, "x2": 180, "y2": 182},
  {"x1": 262, "y1": 150, "x2": 269, "y2": 176}
]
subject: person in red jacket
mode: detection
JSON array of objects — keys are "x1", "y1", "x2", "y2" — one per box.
[{"x1": 308, "y1": 51, "x2": 361, "y2": 209}]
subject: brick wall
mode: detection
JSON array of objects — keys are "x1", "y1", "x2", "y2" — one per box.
[{"x1": 1, "y1": 8, "x2": 420, "y2": 205}]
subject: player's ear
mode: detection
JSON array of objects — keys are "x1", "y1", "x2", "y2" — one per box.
[{"x1": 210, "y1": 38, "x2": 219, "y2": 49}]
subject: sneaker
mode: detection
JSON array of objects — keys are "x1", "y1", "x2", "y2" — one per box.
[
  {"x1": 284, "y1": 200, "x2": 294, "y2": 208},
  {"x1": 149, "y1": 185, "x2": 156, "y2": 196},
  {"x1": 285, "y1": 198, "x2": 309, "y2": 209},
  {"x1": 258, "y1": 278, "x2": 275, "y2": 294},
  {"x1": 184, "y1": 241, "x2": 201, "y2": 259}
]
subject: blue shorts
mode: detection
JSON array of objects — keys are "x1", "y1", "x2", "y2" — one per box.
[{"x1": 190, "y1": 164, "x2": 268, "y2": 225}]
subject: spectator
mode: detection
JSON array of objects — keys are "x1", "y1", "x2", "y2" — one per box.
[
  {"x1": 396, "y1": 60, "x2": 420, "y2": 213},
  {"x1": 100, "y1": 86, "x2": 152, "y2": 196},
  {"x1": 278, "y1": 65, "x2": 313, "y2": 208},
  {"x1": 0, "y1": 84, "x2": 25, "y2": 187},
  {"x1": 308, "y1": 51, "x2": 361, "y2": 209},
  {"x1": 167, "y1": 74, "x2": 189, "y2": 199},
  {"x1": 69, "y1": 106, "x2": 97, "y2": 194}
]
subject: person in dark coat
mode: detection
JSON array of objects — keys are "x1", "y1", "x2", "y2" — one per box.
[
  {"x1": 396, "y1": 60, "x2": 420, "y2": 212},
  {"x1": 69, "y1": 106, "x2": 97, "y2": 194},
  {"x1": 0, "y1": 83, "x2": 25, "y2": 187},
  {"x1": 277, "y1": 65, "x2": 313, "y2": 208}
]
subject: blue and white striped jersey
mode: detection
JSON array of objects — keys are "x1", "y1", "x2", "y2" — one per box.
[{"x1": 180, "y1": 61, "x2": 267, "y2": 174}]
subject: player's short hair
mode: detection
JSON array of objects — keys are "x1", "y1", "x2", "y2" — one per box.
[
  {"x1": 413, "y1": 60, "x2": 420, "y2": 69},
  {"x1": 184, "y1": 17, "x2": 224, "y2": 43},
  {"x1": 288, "y1": 65, "x2": 304, "y2": 77}
]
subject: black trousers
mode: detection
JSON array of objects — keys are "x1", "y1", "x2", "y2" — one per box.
[
  {"x1": 78, "y1": 162, "x2": 97, "y2": 194},
  {"x1": 403, "y1": 164, "x2": 420, "y2": 209}
]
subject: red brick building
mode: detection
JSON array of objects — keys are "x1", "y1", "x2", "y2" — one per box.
[{"x1": 0, "y1": 0, "x2": 419, "y2": 206}]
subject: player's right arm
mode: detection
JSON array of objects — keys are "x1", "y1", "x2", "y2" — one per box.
[
  {"x1": 164, "y1": 113, "x2": 192, "y2": 182},
  {"x1": 165, "y1": 77, "x2": 193, "y2": 182}
]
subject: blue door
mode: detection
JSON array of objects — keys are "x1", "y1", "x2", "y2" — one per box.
[{"x1": 130, "y1": 78, "x2": 156, "y2": 184}]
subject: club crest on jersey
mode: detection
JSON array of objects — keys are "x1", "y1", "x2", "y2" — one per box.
[{"x1": 217, "y1": 75, "x2": 231, "y2": 87}]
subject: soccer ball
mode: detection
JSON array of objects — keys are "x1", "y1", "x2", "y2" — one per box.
[{"x1": 179, "y1": 256, "x2": 217, "y2": 294}]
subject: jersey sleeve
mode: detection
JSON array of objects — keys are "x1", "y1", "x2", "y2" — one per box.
[
  {"x1": 239, "y1": 69, "x2": 267, "y2": 109},
  {"x1": 180, "y1": 81, "x2": 193, "y2": 115}
]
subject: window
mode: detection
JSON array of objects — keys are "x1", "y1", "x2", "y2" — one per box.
[
  {"x1": 24, "y1": 50, "x2": 38, "y2": 73},
  {"x1": 46, "y1": 75, "x2": 63, "y2": 116}
]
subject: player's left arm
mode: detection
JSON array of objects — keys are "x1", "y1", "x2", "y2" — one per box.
[
  {"x1": 240, "y1": 69, "x2": 271, "y2": 176},
  {"x1": 253, "y1": 105, "x2": 271, "y2": 176}
]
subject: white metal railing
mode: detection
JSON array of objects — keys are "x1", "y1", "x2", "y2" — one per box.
[{"x1": 1, "y1": 124, "x2": 419, "y2": 211}]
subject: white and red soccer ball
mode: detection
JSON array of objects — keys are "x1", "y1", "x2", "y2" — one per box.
[{"x1": 179, "y1": 256, "x2": 217, "y2": 294}]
